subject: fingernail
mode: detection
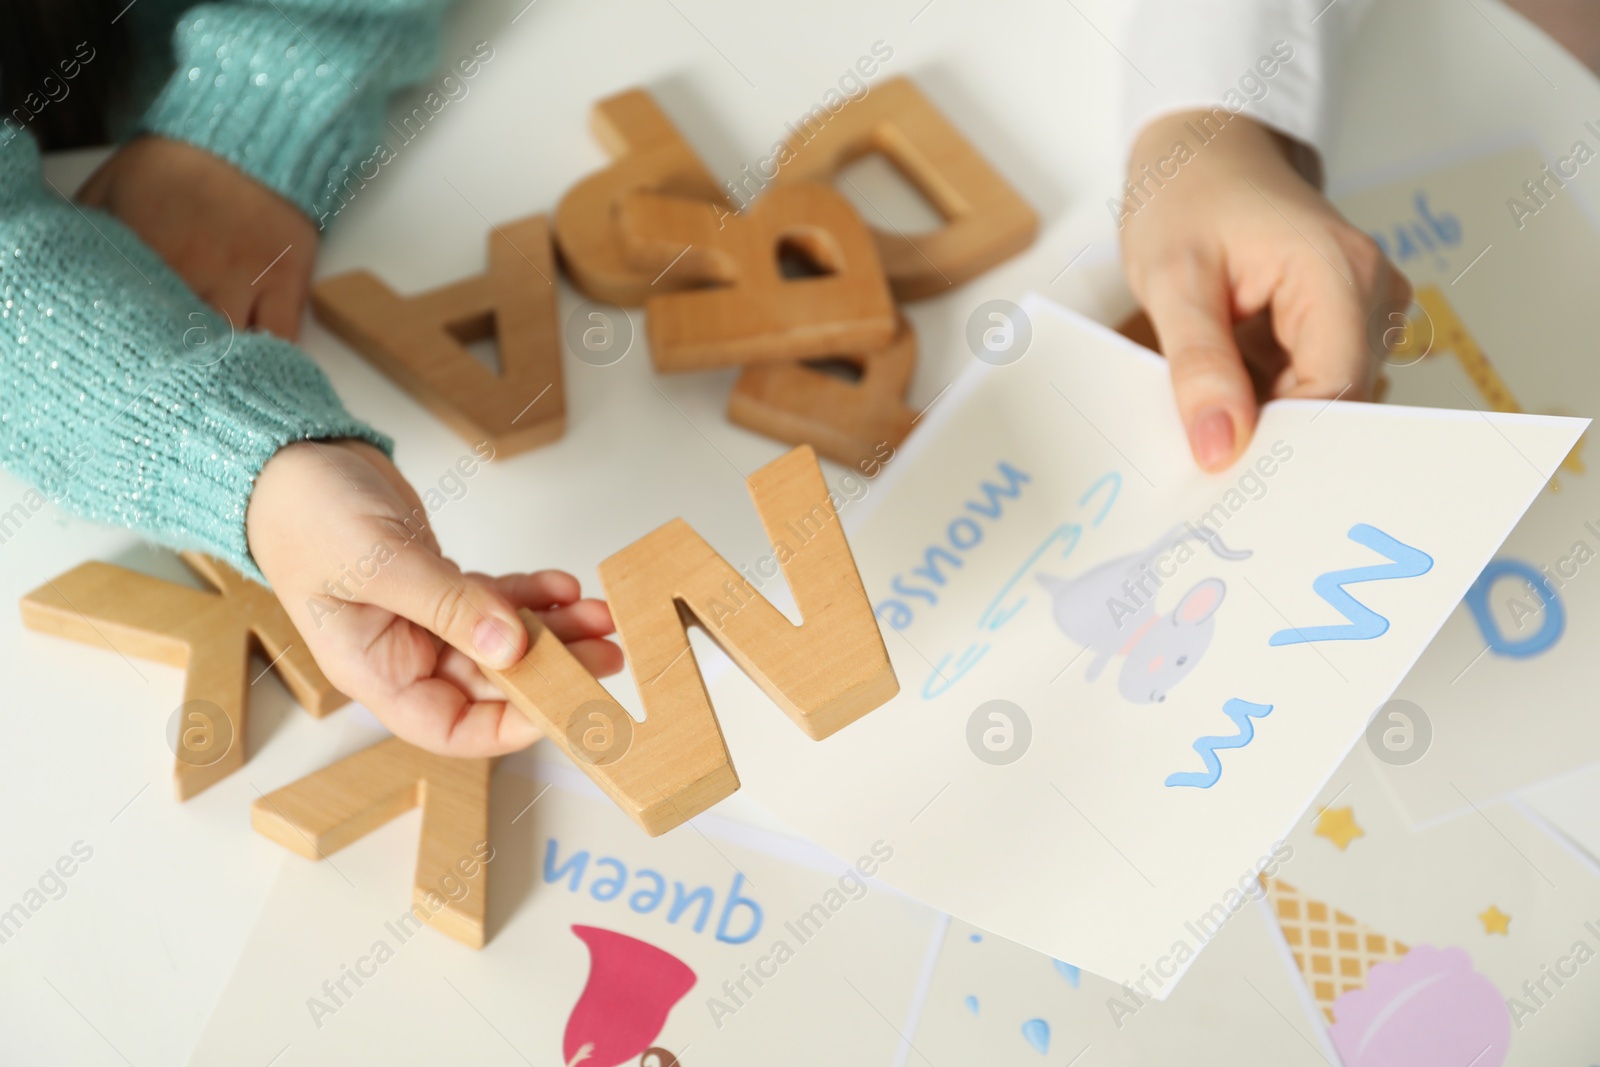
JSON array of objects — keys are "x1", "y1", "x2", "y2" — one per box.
[
  {"x1": 474, "y1": 618, "x2": 516, "y2": 668},
  {"x1": 1191, "y1": 407, "x2": 1236, "y2": 470}
]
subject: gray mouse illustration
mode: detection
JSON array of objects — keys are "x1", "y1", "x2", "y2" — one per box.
[{"x1": 1036, "y1": 524, "x2": 1250, "y2": 704}]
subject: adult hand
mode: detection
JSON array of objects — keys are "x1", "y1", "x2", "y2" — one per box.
[{"x1": 1119, "y1": 111, "x2": 1411, "y2": 470}]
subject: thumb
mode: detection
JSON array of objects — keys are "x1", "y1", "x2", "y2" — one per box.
[
  {"x1": 364, "y1": 546, "x2": 529, "y2": 670},
  {"x1": 1139, "y1": 260, "x2": 1257, "y2": 471},
  {"x1": 75, "y1": 169, "x2": 109, "y2": 209}
]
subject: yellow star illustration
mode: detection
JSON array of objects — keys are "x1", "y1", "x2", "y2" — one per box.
[
  {"x1": 1314, "y1": 806, "x2": 1365, "y2": 851},
  {"x1": 1479, "y1": 905, "x2": 1511, "y2": 935}
]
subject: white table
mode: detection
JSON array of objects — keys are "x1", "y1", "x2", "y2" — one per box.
[{"x1": 1, "y1": 0, "x2": 1593, "y2": 1062}]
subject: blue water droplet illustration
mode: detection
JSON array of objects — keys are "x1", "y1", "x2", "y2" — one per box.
[
  {"x1": 1052, "y1": 959, "x2": 1081, "y2": 988},
  {"x1": 969, "y1": 933, "x2": 983, "y2": 943},
  {"x1": 1021, "y1": 1018, "x2": 1050, "y2": 1055},
  {"x1": 963, "y1": 994, "x2": 979, "y2": 1015}
]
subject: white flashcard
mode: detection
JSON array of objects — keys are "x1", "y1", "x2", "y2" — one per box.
[
  {"x1": 187, "y1": 741, "x2": 943, "y2": 1067},
  {"x1": 705, "y1": 297, "x2": 1584, "y2": 986}
]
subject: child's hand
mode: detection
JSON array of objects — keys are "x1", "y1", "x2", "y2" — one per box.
[
  {"x1": 1120, "y1": 112, "x2": 1411, "y2": 471},
  {"x1": 246, "y1": 439, "x2": 624, "y2": 756},
  {"x1": 78, "y1": 136, "x2": 318, "y2": 341}
]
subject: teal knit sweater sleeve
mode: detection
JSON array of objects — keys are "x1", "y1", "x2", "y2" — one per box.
[
  {"x1": 0, "y1": 130, "x2": 391, "y2": 580},
  {"x1": 140, "y1": 0, "x2": 451, "y2": 225}
]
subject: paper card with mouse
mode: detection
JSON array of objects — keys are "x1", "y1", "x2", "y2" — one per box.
[
  {"x1": 1261, "y1": 746, "x2": 1600, "y2": 1067},
  {"x1": 187, "y1": 729, "x2": 944, "y2": 1067},
  {"x1": 1333, "y1": 146, "x2": 1600, "y2": 825},
  {"x1": 702, "y1": 296, "x2": 1585, "y2": 986}
]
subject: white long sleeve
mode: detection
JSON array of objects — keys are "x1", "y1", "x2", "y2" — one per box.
[{"x1": 1118, "y1": 0, "x2": 1373, "y2": 175}]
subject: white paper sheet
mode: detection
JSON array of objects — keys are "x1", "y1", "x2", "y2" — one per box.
[
  {"x1": 908, "y1": 903, "x2": 1329, "y2": 1065},
  {"x1": 187, "y1": 742, "x2": 944, "y2": 1067},
  {"x1": 1518, "y1": 759, "x2": 1600, "y2": 869},
  {"x1": 705, "y1": 297, "x2": 1586, "y2": 987}
]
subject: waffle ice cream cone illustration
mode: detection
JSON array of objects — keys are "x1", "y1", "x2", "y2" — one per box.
[
  {"x1": 1260, "y1": 877, "x2": 1409, "y2": 1023},
  {"x1": 1261, "y1": 877, "x2": 1510, "y2": 1067}
]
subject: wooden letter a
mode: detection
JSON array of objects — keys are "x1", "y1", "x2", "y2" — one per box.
[
  {"x1": 486, "y1": 445, "x2": 897, "y2": 836},
  {"x1": 311, "y1": 215, "x2": 565, "y2": 457}
]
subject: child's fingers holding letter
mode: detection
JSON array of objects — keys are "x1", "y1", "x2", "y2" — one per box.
[{"x1": 246, "y1": 439, "x2": 623, "y2": 757}]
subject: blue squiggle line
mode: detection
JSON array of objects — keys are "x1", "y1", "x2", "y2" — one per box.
[
  {"x1": 972, "y1": 472, "x2": 1119, "y2": 631},
  {"x1": 1165, "y1": 698, "x2": 1274, "y2": 789},
  {"x1": 916, "y1": 470, "x2": 1120, "y2": 700},
  {"x1": 976, "y1": 523, "x2": 1082, "y2": 631},
  {"x1": 1080, "y1": 471, "x2": 1121, "y2": 526},
  {"x1": 923, "y1": 643, "x2": 990, "y2": 699},
  {"x1": 1268, "y1": 524, "x2": 1434, "y2": 646}
]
